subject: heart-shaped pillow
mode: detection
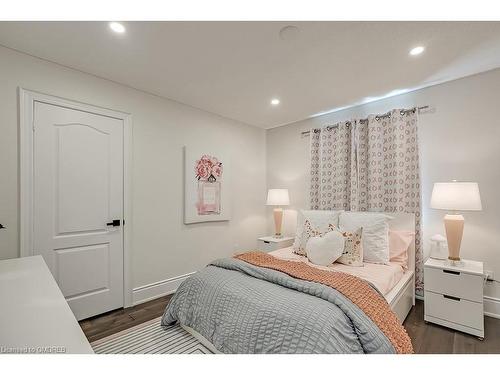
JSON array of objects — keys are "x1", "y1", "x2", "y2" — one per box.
[{"x1": 306, "y1": 230, "x2": 345, "y2": 266}]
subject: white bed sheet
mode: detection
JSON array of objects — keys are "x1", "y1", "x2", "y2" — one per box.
[{"x1": 269, "y1": 246, "x2": 404, "y2": 297}]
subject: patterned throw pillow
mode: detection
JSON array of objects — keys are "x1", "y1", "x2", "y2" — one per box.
[
  {"x1": 293, "y1": 219, "x2": 335, "y2": 256},
  {"x1": 339, "y1": 212, "x2": 391, "y2": 264},
  {"x1": 295, "y1": 221, "x2": 363, "y2": 267},
  {"x1": 292, "y1": 210, "x2": 343, "y2": 255},
  {"x1": 329, "y1": 224, "x2": 364, "y2": 267}
]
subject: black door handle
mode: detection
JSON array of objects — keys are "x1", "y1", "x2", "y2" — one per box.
[{"x1": 106, "y1": 219, "x2": 121, "y2": 227}]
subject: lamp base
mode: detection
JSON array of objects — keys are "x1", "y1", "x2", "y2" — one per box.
[
  {"x1": 446, "y1": 259, "x2": 464, "y2": 267},
  {"x1": 444, "y1": 214, "x2": 464, "y2": 262},
  {"x1": 273, "y1": 207, "x2": 283, "y2": 238}
]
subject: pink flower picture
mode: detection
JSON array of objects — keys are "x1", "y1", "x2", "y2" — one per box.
[
  {"x1": 195, "y1": 154, "x2": 223, "y2": 182},
  {"x1": 185, "y1": 147, "x2": 230, "y2": 224}
]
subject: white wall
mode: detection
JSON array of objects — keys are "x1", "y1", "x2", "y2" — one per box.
[
  {"x1": 0, "y1": 46, "x2": 267, "y2": 298},
  {"x1": 267, "y1": 68, "x2": 500, "y2": 313}
]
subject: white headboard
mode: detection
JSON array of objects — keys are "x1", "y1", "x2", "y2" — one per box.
[{"x1": 386, "y1": 212, "x2": 416, "y2": 275}]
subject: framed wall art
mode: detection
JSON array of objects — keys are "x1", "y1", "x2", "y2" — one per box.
[{"x1": 184, "y1": 147, "x2": 231, "y2": 224}]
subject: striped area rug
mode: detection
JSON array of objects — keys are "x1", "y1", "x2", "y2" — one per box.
[{"x1": 91, "y1": 317, "x2": 213, "y2": 354}]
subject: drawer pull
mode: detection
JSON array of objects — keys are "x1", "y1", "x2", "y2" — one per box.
[
  {"x1": 443, "y1": 269, "x2": 460, "y2": 275},
  {"x1": 443, "y1": 294, "x2": 461, "y2": 301},
  {"x1": 263, "y1": 241, "x2": 270, "y2": 244}
]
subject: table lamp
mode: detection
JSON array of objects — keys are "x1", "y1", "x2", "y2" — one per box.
[
  {"x1": 430, "y1": 181, "x2": 482, "y2": 261},
  {"x1": 266, "y1": 189, "x2": 290, "y2": 238}
]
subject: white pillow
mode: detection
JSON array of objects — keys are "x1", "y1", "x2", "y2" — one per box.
[
  {"x1": 306, "y1": 230, "x2": 345, "y2": 266},
  {"x1": 292, "y1": 209, "x2": 343, "y2": 256},
  {"x1": 339, "y1": 212, "x2": 392, "y2": 264}
]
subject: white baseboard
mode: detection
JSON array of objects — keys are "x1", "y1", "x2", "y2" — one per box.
[
  {"x1": 132, "y1": 272, "x2": 195, "y2": 306},
  {"x1": 484, "y1": 295, "x2": 500, "y2": 319}
]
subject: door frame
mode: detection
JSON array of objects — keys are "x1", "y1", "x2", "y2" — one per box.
[{"x1": 19, "y1": 88, "x2": 134, "y2": 308}]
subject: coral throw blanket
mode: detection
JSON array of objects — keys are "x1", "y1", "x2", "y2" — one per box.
[{"x1": 235, "y1": 251, "x2": 413, "y2": 354}]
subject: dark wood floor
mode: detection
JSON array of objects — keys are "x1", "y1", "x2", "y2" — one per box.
[
  {"x1": 80, "y1": 297, "x2": 500, "y2": 353},
  {"x1": 80, "y1": 295, "x2": 172, "y2": 342}
]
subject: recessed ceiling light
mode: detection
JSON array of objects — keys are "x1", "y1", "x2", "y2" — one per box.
[
  {"x1": 271, "y1": 98, "x2": 280, "y2": 106},
  {"x1": 409, "y1": 46, "x2": 425, "y2": 56},
  {"x1": 109, "y1": 22, "x2": 126, "y2": 34},
  {"x1": 279, "y1": 25, "x2": 300, "y2": 41}
]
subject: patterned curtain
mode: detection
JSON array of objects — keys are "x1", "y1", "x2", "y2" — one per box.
[
  {"x1": 309, "y1": 109, "x2": 423, "y2": 294},
  {"x1": 310, "y1": 121, "x2": 352, "y2": 211}
]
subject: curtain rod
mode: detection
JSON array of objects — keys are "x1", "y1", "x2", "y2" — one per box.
[{"x1": 300, "y1": 105, "x2": 432, "y2": 137}]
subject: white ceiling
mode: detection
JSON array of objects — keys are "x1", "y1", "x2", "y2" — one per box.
[{"x1": 1, "y1": 21, "x2": 500, "y2": 128}]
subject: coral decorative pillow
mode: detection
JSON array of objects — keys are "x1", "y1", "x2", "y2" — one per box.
[
  {"x1": 306, "y1": 230, "x2": 345, "y2": 266},
  {"x1": 389, "y1": 230, "x2": 414, "y2": 270}
]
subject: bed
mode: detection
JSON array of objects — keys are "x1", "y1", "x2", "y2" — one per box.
[{"x1": 162, "y1": 212, "x2": 415, "y2": 354}]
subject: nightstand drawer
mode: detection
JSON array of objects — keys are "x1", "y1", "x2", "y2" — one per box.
[
  {"x1": 257, "y1": 237, "x2": 294, "y2": 252},
  {"x1": 424, "y1": 266, "x2": 483, "y2": 302},
  {"x1": 425, "y1": 291, "x2": 483, "y2": 331},
  {"x1": 258, "y1": 240, "x2": 278, "y2": 252}
]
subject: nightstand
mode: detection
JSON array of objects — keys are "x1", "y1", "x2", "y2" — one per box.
[
  {"x1": 424, "y1": 258, "x2": 484, "y2": 338},
  {"x1": 257, "y1": 236, "x2": 294, "y2": 252}
]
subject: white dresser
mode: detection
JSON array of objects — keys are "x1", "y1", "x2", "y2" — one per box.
[
  {"x1": 257, "y1": 236, "x2": 294, "y2": 252},
  {"x1": 0, "y1": 256, "x2": 93, "y2": 353},
  {"x1": 424, "y1": 258, "x2": 484, "y2": 338}
]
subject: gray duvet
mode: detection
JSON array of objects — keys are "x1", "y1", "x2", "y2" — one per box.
[{"x1": 161, "y1": 257, "x2": 395, "y2": 354}]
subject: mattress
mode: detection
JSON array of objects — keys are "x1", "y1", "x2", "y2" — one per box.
[{"x1": 269, "y1": 246, "x2": 404, "y2": 297}]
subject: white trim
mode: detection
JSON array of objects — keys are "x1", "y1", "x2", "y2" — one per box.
[
  {"x1": 19, "y1": 88, "x2": 34, "y2": 258},
  {"x1": 122, "y1": 115, "x2": 133, "y2": 308},
  {"x1": 132, "y1": 272, "x2": 195, "y2": 306},
  {"x1": 18, "y1": 88, "x2": 134, "y2": 309},
  {"x1": 484, "y1": 295, "x2": 500, "y2": 320}
]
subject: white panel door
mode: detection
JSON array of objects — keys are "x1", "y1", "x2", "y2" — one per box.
[{"x1": 33, "y1": 101, "x2": 124, "y2": 321}]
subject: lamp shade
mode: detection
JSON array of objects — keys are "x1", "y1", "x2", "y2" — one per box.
[
  {"x1": 430, "y1": 182, "x2": 482, "y2": 211},
  {"x1": 266, "y1": 189, "x2": 290, "y2": 206}
]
